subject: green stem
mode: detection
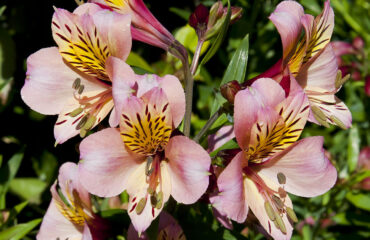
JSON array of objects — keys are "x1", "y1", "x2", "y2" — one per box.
[
  {"x1": 190, "y1": 40, "x2": 204, "y2": 75},
  {"x1": 193, "y1": 107, "x2": 223, "y2": 142},
  {"x1": 183, "y1": 60, "x2": 194, "y2": 137}
]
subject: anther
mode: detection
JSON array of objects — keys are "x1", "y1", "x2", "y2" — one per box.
[
  {"x1": 135, "y1": 198, "x2": 147, "y2": 215},
  {"x1": 272, "y1": 195, "x2": 284, "y2": 210},
  {"x1": 69, "y1": 107, "x2": 83, "y2": 117},
  {"x1": 264, "y1": 201, "x2": 275, "y2": 221},
  {"x1": 329, "y1": 115, "x2": 347, "y2": 130},
  {"x1": 150, "y1": 194, "x2": 158, "y2": 208},
  {"x1": 274, "y1": 212, "x2": 287, "y2": 234},
  {"x1": 72, "y1": 78, "x2": 81, "y2": 90},
  {"x1": 286, "y1": 207, "x2": 298, "y2": 223},
  {"x1": 78, "y1": 85, "x2": 85, "y2": 94},
  {"x1": 83, "y1": 115, "x2": 96, "y2": 131},
  {"x1": 311, "y1": 106, "x2": 330, "y2": 128},
  {"x1": 145, "y1": 156, "x2": 154, "y2": 176},
  {"x1": 278, "y1": 187, "x2": 287, "y2": 198},
  {"x1": 80, "y1": 129, "x2": 88, "y2": 138},
  {"x1": 155, "y1": 191, "x2": 163, "y2": 209},
  {"x1": 76, "y1": 114, "x2": 89, "y2": 130},
  {"x1": 277, "y1": 172, "x2": 286, "y2": 185}
]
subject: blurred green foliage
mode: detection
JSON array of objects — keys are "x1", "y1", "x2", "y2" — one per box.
[{"x1": 0, "y1": 0, "x2": 369, "y2": 239}]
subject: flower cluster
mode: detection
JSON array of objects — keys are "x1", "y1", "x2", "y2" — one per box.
[{"x1": 21, "y1": 0, "x2": 349, "y2": 239}]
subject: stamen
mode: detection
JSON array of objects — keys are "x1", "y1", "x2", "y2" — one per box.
[
  {"x1": 83, "y1": 115, "x2": 97, "y2": 131},
  {"x1": 78, "y1": 85, "x2": 85, "y2": 94},
  {"x1": 271, "y1": 195, "x2": 284, "y2": 211},
  {"x1": 274, "y1": 211, "x2": 287, "y2": 234},
  {"x1": 264, "y1": 201, "x2": 276, "y2": 221},
  {"x1": 277, "y1": 172, "x2": 286, "y2": 185},
  {"x1": 145, "y1": 156, "x2": 154, "y2": 176},
  {"x1": 155, "y1": 191, "x2": 163, "y2": 209},
  {"x1": 136, "y1": 198, "x2": 147, "y2": 215},
  {"x1": 69, "y1": 107, "x2": 83, "y2": 117},
  {"x1": 76, "y1": 114, "x2": 89, "y2": 130},
  {"x1": 72, "y1": 78, "x2": 81, "y2": 90},
  {"x1": 278, "y1": 187, "x2": 287, "y2": 198},
  {"x1": 286, "y1": 207, "x2": 298, "y2": 223},
  {"x1": 329, "y1": 115, "x2": 346, "y2": 130}
]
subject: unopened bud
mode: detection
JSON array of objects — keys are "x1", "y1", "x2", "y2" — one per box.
[
  {"x1": 286, "y1": 207, "x2": 298, "y2": 223},
  {"x1": 69, "y1": 107, "x2": 83, "y2": 117},
  {"x1": 220, "y1": 80, "x2": 241, "y2": 104},
  {"x1": 136, "y1": 198, "x2": 147, "y2": 215},
  {"x1": 365, "y1": 76, "x2": 370, "y2": 97},
  {"x1": 72, "y1": 78, "x2": 81, "y2": 90},
  {"x1": 329, "y1": 115, "x2": 347, "y2": 130},
  {"x1": 277, "y1": 172, "x2": 286, "y2": 185},
  {"x1": 189, "y1": 4, "x2": 209, "y2": 37},
  {"x1": 264, "y1": 201, "x2": 275, "y2": 221},
  {"x1": 228, "y1": 7, "x2": 243, "y2": 24},
  {"x1": 352, "y1": 36, "x2": 364, "y2": 50},
  {"x1": 208, "y1": 1, "x2": 223, "y2": 28}
]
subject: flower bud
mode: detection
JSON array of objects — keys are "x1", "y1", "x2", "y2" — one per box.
[
  {"x1": 352, "y1": 36, "x2": 364, "y2": 50},
  {"x1": 228, "y1": 6, "x2": 243, "y2": 24},
  {"x1": 208, "y1": 1, "x2": 223, "y2": 28},
  {"x1": 220, "y1": 80, "x2": 241, "y2": 104},
  {"x1": 189, "y1": 4, "x2": 209, "y2": 29},
  {"x1": 365, "y1": 76, "x2": 370, "y2": 97}
]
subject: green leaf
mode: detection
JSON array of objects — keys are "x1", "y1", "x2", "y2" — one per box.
[
  {"x1": 126, "y1": 52, "x2": 153, "y2": 73},
  {"x1": 0, "y1": 153, "x2": 23, "y2": 208},
  {"x1": 174, "y1": 25, "x2": 210, "y2": 54},
  {"x1": 200, "y1": 0, "x2": 231, "y2": 66},
  {"x1": 0, "y1": 155, "x2": 2, "y2": 168},
  {"x1": 220, "y1": 34, "x2": 249, "y2": 85},
  {"x1": 0, "y1": 218, "x2": 41, "y2": 240},
  {"x1": 347, "y1": 125, "x2": 360, "y2": 173},
  {"x1": 210, "y1": 139, "x2": 239, "y2": 158},
  {"x1": 9, "y1": 178, "x2": 47, "y2": 204},
  {"x1": 346, "y1": 192, "x2": 370, "y2": 211},
  {"x1": 32, "y1": 151, "x2": 58, "y2": 184},
  {"x1": 3, "y1": 201, "x2": 28, "y2": 226},
  {"x1": 169, "y1": 7, "x2": 191, "y2": 21},
  {"x1": 302, "y1": 225, "x2": 312, "y2": 240}
]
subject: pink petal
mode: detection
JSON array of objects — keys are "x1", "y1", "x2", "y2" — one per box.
[
  {"x1": 208, "y1": 125, "x2": 235, "y2": 152},
  {"x1": 258, "y1": 136, "x2": 337, "y2": 197},
  {"x1": 297, "y1": 44, "x2": 337, "y2": 92},
  {"x1": 58, "y1": 162, "x2": 91, "y2": 209},
  {"x1": 136, "y1": 74, "x2": 160, "y2": 98},
  {"x1": 269, "y1": 1, "x2": 304, "y2": 62},
  {"x1": 21, "y1": 47, "x2": 93, "y2": 115},
  {"x1": 106, "y1": 56, "x2": 137, "y2": 127},
  {"x1": 79, "y1": 128, "x2": 143, "y2": 197},
  {"x1": 91, "y1": 9, "x2": 132, "y2": 60},
  {"x1": 244, "y1": 176, "x2": 293, "y2": 240},
  {"x1": 126, "y1": 162, "x2": 171, "y2": 234},
  {"x1": 210, "y1": 152, "x2": 248, "y2": 223},
  {"x1": 158, "y1": 75, "x2": 185, "y2": 128},
  {"x1": 234, "y1": 78, "x2": 285, "y2": 149},
  {"x1": 157, "y1": 212, "x2": 185, "y2": 239},
  {"x1": 73, "y1": 2, "x2": 103, "y2": 15},
  {"x1": 212, "y1": 207, "x2": 233, "y2": 230},
  {"x1": 308, "y1": 97, "x2": 352, "y2": 129},
  {"x1": 37, "y1": 199, "x2": 83, "y2": 240},
  {"x1": 54, "y1": 91, "x2": 114, "y2": 144},
  {"x1": 165, "y1": 136, "x2": 211, "y2": 204},
  {"x1": 331, "y1": 41, "x2": 355, "y2": 57},
  {"x1": 82, "y1": 225, "x2": 93, "y2": 240}
]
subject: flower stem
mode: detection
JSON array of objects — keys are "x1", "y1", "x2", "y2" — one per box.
[
  {"x1": 183, "y1": 60, "x2": 194, "y2": 137},
  {"x1": 194, "y1": 107, "x2": 224, "y2": 142},
  {"x1": 190, "y1": 40, "x2": 204, "y2": 75}
]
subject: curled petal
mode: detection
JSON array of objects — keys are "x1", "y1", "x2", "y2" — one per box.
[
  {"x1": 210, "y1": 152, "x2": 248, "y2": 223},
  {"x1": 79, "y1": 128, "x2": 142, "y2": 197},
  {"x1": 165, "y1": 136, "x2": 211, "y2": 204},
  {"x1": 258, "y1": 136, "x2": 337, "y2": 197},
  {"x1": 269, "y1": 1, "x2": 304, "y2": 62}
]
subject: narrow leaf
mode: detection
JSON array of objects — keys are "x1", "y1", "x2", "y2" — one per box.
[{"x1": 0, "y1": 218, "x2": 41, "y2": 240}]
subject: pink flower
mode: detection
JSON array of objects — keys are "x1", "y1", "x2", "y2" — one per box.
[
  {"x1": 89, "y1": 0, "x2": 187, "y2": 61},
  {"x1": 255, "y1": 0, "x2": 352, "y2": 129},
  {"x1": 127, "y1": 211, "x2": 186, "y2": 240},
  {"x1": 78, "y1": 60, "x2": 210, "y2": 234},
  {"x1": 210, "y1": 78, "x2": 337, "y2": 239},
  {"x1": 21, "y1": 4, "x2": 134, "y2": 144},
  {"x1": 37, "y1": 162, "x2": 109, "y2": 240}
]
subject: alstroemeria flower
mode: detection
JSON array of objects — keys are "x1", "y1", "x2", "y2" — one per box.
[
  {"x1": 21, "y1": 3, "x2": 134, "y2": 144},
  {"x1": 127, "y1": 211, "x2": 186, "y2": 240},
  {"x1": 78, "y1": 62, "x2": 210, "y2": 234},
  {"x1": 89, "y1": 0, "x2": 187, "y2": 61},
  {"x1": 210, "y1": 78, "x2": 337, "y2": 239},
  {"x1": 254, "y1": 0, "x2": 351, "y2": 129},
  {"x1": 37, "y1": 162, "x2": 108, "y2": 240}
]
